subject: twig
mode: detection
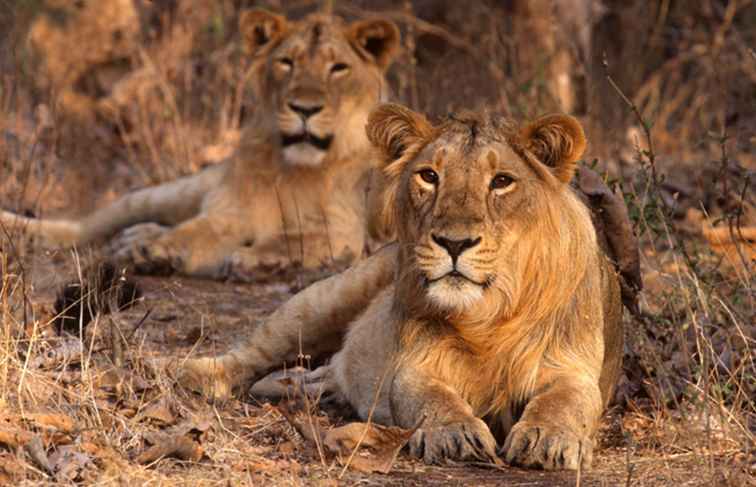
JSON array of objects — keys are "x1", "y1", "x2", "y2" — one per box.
[
  {"x1": 109, "y1": 317, "x2": 124, "y2": 368},
  {"x1": 126, "y1": 308, "x2": 154, "y2": 342}
]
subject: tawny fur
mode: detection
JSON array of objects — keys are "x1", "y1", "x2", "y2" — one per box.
[
  {"x1": 178, "y1": 104, "x2": 624, "y2": 471},
  {"x1": 1, "y1": 10, "x2": 400, "y2": 279}
]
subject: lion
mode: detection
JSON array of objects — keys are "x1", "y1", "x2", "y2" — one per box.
[
  {"x1": 1, "y1": 9, "x2": 400, "y2": 278},
  {"x1": 176, "y1": 102, "x2": 627, "y2": 470}
]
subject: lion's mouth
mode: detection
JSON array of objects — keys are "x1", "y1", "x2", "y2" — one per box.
[
  {"x1": 426, "y1": 270, "x2": 488, "y2": 287},
  {"x1": 281, "y1": 132, "x2": 333, "y2": 151}
]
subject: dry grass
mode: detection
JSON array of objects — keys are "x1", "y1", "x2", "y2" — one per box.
[{"x1": 0, "y1": 0, "x2": 754, "y2": 485}]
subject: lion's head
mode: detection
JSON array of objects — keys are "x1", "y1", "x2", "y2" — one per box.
[
  {"x1": 240, "y1": 10, "x2": 400, "y2": 167},
  {"x1": 367, "y1": 104, "x2": 597, "y2": 321}
]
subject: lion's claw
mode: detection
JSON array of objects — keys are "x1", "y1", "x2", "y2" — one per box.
[
  {"x1": 409, "y1": 417, "x2": 499, "y2": 464},
  {"x1": 502, "y1": 421, "x2": 592, "y2": 470},
  {"x1": 109, "y1": 223, "x2": 176, "y2": 274}
]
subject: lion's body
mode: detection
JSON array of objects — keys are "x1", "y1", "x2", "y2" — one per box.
[
  {"x1": 2, "y1": 10, "x2": 399, "y2": 278},
  {"x1": 180, "y1": 104, "x2": 628, "y2": 470}
]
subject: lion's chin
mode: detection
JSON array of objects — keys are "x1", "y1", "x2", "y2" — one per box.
[
  {"x1": 282, "y1": 144, "x2": 327, "y2": 167},
  {"x1": 426, "y1": 279, "x2": 484, "y2": 311}
]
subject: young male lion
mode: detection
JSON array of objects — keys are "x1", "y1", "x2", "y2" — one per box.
[
  {"x1": 1, "y1": 9, "x2": 399, "y2": 279},
  {"x1": 177, "y1": 103, "x2": 628, "y2": 470}
]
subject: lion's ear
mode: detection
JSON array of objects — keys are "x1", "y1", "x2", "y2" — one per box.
[
  {"x1": 347, "y1": 19, "x2": 400, "y2": 70},
  {"x1": 239, "y1": 9, "x2": 288, "y2": 56},
  {"x1": 521, "y1": 114, "x2": 586, "y2": 183},
  {"x1": 366, "y1": 103, "x2": 432, "y2": 236},
  {"x1": 366, "y1": 103, "x2": 433, "y2": 167}
]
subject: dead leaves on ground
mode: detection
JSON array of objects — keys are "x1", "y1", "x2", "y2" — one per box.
[
  {"x1": 323, "y1": 421, "x2": 419, "y2": 474},
  {"x1": 277, "y1": 402, "x2": 418, "y2": 474},
  {"x1": 0, "y1": 411, "x2": 96, "y2": 482},
  {"x1": 133, "y1": 418, "x2": 210, "y2": 465},
  {"x1": 0, "y1": 354, "x2": 214, "y2": 482}
]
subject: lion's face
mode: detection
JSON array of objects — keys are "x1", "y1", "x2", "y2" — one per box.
[
  {"x1": 403, "y1": 135, "x2": 540, "y2": 310},
  {"x1": 241, "y1": 11, "x2": 399, "y2": 167},
  {"x1": 367, "y1": 105, "x2": 589, "y2": 314}
]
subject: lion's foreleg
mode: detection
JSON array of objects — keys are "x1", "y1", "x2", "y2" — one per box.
[
  {"x1": 389, "y1": 353, "x2": 499, "y2": 464},
  {"x1": 502, "y1": 372, "x2": 602, "y2": 470},
  {"x1": 177, "y1": 243, "x2": 397, "y2": 400},
  {"x1": 110, "y1": 212, "x2": 248, "y2": 276}
]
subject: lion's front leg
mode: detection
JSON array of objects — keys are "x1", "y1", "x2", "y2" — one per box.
[
  {"x1": 110, "y1": 214, "x2": 246, "y2": 277},
  {"x1": 502, "y1": 373, "x2": 602, "y2": 470},
  {"x1": 390, "y1": 365, "x2": 499, "y2": 465},
  {"x1": 176, "y1": 244, "x2": 397, "y2": 400}
]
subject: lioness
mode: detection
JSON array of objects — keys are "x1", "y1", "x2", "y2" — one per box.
[
  {"x1": 178, "y1": 103, "x2": 625, "y2": 470},
  {"x1": 1, "y1": 9, "x2": 399, "y2": 278}
]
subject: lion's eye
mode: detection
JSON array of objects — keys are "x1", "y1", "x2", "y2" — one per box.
[
  {"x1": 418, "y1": 169, "x2": 439, "y2": 185},
  {"x1": 490, "y1": 173, "x2": 514, "y2": 190},
  {"x1": 277, "y1": 58, "x2": 293, "y2": 71},
  {"x1": 330, "y1": 62, "x2": 350, "y2": 75}
]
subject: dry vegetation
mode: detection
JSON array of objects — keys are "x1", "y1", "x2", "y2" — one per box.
[{"x1": 0, "y1": 0, "x2": 753, "y2": 485}]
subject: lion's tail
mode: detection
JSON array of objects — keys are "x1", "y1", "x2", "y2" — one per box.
[
  {"x1": 0, "y1": 165, "x2": 223, "y2": 246},
  {"x1": 0, "y1": 210, "x2": 82, "y2": 245}
]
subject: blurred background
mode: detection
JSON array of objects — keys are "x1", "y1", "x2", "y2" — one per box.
[{"x1": 1, "y1": 1, "x2": 753, "y2": 209}]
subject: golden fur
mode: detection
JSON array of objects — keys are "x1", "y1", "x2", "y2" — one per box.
[
  {"x1": 177, "y1": 103, "x2": 624, "y2": 470},
  {"x1": 2, "y1": 10, "x2": 400, "y2": 278}
]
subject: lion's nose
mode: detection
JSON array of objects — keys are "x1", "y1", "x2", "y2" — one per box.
[
  {"x1": 288, "y1": 102, "x2": 323, "y2": 120},
  {"x1": 431, "y1": 234, "x2": 481, "y2": 263}
]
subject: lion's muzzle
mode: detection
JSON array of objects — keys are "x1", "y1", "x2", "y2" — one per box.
[
  {"x1": 431, "y1": 234, "x2": 481, "y2": 265},
  {"x1": 280, "y1": 132, "x2": 333, "y2": 151}
]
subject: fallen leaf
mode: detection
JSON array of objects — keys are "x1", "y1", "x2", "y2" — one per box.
[
  {"x1": 96, "y1": 367, "x2": 150, "y2": 394},
  {"x1": 0, "y1": 427, "x2": 33, "y2": 448},
  {"x1": 324, "y1": 422, "x2": 418, "y2": 474},
  {"x1": 135, "y1": 434, "x2": 203, "y2": 464},
  {"x1": 48, "y1": 445, "x2": 94, "y2": 482},
  {"x1": 136, "y1": 400, "x2": 176, "y2": 426},
  {"x1": 276, "y1": 403, "x2": 417, "y2": 474},
  {"x1": 25, "y1": 412, "x2": 76, "y2": 434}
]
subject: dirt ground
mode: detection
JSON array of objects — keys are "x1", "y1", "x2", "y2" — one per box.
[{"x1": 0, "y1": 251, "x2": 740, "y2": 486}]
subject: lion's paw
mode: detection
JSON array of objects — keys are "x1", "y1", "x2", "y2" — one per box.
[
  {"x1": 409, "y1": 417, "x2": 499, "y2": 465},
  {"x1": 109, "y1": 223, "x2": 176, "y2": 274},
  {"x1": 216, "y1": 250, "x2": 253, "y2": 281},
  {"x1": 219, "y1": 249, "x2": 286, "y2": 282},
  {"x1": 175, "y1": 357, "x2": 236, "y2": 402},
  {"x1": 502, "y1": 421, "x2": 593, "y2": 470}
]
